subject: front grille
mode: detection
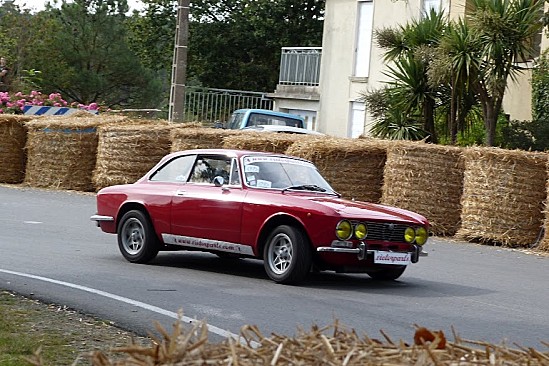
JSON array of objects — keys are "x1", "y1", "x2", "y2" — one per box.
[{"x1": 353, "y1": 221, "x2": 407, "y2": 243}]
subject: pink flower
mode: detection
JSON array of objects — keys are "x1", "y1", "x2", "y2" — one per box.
[
  {"x1": 88, "y1": 102, "x2": 98, "y2": 110},
  {"x1": 15, "y1": 92, "x2": 23, "y2": 97}
]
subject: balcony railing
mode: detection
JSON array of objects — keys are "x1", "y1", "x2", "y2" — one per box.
[{"x1": 278, "y1": 47, "x2": 321, "y2": 86}]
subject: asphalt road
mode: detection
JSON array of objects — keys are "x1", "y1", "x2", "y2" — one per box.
[{"x1": 0, "y1": 185, "x2": 547, "y2": 347}]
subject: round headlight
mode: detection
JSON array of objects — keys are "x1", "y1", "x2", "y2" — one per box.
[
  {"x1": 336, "y1": 220, "x2": 352, "y2": 240},
  {"x1": 354, "y1": 223, "x2": 368, "y2": 240},
  {"x1": 404, "y1": 227, "x2": 416, "y2": 243},
  {"x1": 415, "y1": 227, "x2": 428, "y2": 245}
]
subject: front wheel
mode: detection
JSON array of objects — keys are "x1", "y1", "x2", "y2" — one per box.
[
  {"x1": 263, "y1": 225, "x2": 312, "y2": 284},
  {"x1": 366, "y1": 266, "x2": 406, "y2": 281},
  {"x1": 117, "y1": 210, "x2": 160, "y2": 263}
]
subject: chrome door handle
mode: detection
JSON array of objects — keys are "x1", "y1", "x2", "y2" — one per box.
[{"x1": 175, "y1": 190, "x2": 186, "y2": 196}]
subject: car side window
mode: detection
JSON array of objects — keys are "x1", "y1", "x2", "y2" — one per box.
[
  {"x1": 189, "y1": 155, "x2": 231, "y2": 184},
  {"x1": 229, "y1": 158, "x2": 241, "y2": 185},
  {"x1": 149, "y1": 155, "x2": 196, "y2": 183}
]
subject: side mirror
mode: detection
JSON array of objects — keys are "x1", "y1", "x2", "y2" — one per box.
[{"x1": 213, "y1": 176, "x2": 225, "y2": 187}]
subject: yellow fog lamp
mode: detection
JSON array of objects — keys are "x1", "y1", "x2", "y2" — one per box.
[
  {"x1": 354, "y1": 223, "x2": 368, "y2": 240},
  {"x1": 335, "y1": 220, "x2": 352, "y2": 240},
  {"x1": 415, "y1": 227, "x2": 428, "y2": 245},
  {"x1": 404, "y1": 227, "x2": 416, "y2": 243}
]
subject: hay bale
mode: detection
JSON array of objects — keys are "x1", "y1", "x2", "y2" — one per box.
[
  {"x1": 456, "y1": 147, "x2": 547, "y2": 247},
  {"x1": 93, "y1": 123, "x2": 173, "y2": 190},
  {"x1": 286, "y1": 138, "x2": 390, "y2": 203},
  {"x1": 24, "y1": 114, "x2": 125, "y2": 191},
  {"x1": 170, "y1": 127, "x2": 240, "y2": 152},
  {"x1": 381, "y1": 142, "x2": 464, "y2": 236},
  {"x1": 0, "y1": 115, "x2": 33, "y2": 183},
  {"x1": 222, "y1": 132, "x2": 322, "y2": 154},
  {"x1": 537, "y1": 159, "x2": 549, "y2": 252}
]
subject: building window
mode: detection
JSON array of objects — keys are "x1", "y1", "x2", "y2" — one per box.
[
  {"x1": 350, "y1": 101, "x2": 366, "y2": 138},
  {"x1": 354, "y1": 0, "x2": 374, "y2": 77}
]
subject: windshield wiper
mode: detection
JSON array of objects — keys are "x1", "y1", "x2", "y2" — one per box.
[{"x1": 282, "y1": 184, "x2": 327, "y2": 193}]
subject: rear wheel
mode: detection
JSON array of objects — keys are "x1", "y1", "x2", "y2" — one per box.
[
  {"x1": 366, "y1": 266, "x2": 406, "y2": 281},
  {"x1": 263, "y1": 225, "x2": 312, "y2": 284},
  {"x1": 117, "y1": 210, "x2": 159, "y2": 263}
]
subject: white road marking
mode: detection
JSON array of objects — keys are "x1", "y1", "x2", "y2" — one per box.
[
  {"x1": 0, "y1": 268, "x2": 259, "y2": 347},
  {"x1": 23, "y1": 221, "x2": 43, "y2": 224}
]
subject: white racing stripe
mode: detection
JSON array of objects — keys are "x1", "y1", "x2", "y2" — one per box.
[{"x1": 0, "y1": 268, "x2": 259, "y2": 347}]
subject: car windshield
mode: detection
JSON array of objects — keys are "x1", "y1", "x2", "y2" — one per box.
[
  {"x1": 247, "y1": 113, "x2": 303, "y2": 128},
  {"x1": 242, "y1": 155, "x2": 337, "y2": 194},
  {"x1": 227, "y1": 112, "x2": 245, "y2": 129}
]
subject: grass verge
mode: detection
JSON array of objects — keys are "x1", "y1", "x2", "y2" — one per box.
[{"x1": 0, "y1": 290, "x2": 149, "y2": 366}]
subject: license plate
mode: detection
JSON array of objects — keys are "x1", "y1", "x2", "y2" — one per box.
[{"x1": 374, "y1": 251, "x2": 411, "y2": 265}]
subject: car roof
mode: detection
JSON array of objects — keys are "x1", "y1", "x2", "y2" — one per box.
[
  {"x1": 164, "y1": 148, "x2": 301, "y2": 161},
  {"x1": 233, "y1": 109, "x2": 305, "y2": 121}
]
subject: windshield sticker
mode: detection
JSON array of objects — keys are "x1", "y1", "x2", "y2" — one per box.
[
  {"x1": 243, "y1": 156, "x2": 313, "y2": 168},
  {"x1": 245, "y1": 165, "x2": 260, "y2": 173},
  {"x1": 256, "y1": 180, "x2": 272, "y2": 188}
]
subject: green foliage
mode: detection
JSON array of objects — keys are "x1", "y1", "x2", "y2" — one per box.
[
  {"x1": 188, "y1": 0, "x2": 324, "y2": 91},
  {"x1": 126, "y1": 0, "x2": 176, "y2": 72},
  {"x1": 502, "y1": 119, "x2": 549, "y2": 151},
  {"x1": 361, "y1": 87, "x2": 428, "y2": 141},
  {"x1": 27, "y1": 0, "x2": 162, "y2": 108},
  {"x1": 532, "y1": 50, "x2": 549, "y2": 122},
  {"x1": 455, "y1": 113, "x2": 506, "y2": 147},
  {"x1": 465, "y1": 0, "x2": 544, "y2": 145},
  {"x1": 370, "y1": 9, "x2": 446, "y2": 142}
]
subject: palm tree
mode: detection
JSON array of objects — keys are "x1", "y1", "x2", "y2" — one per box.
[
  {"x1": 465, "y1": 0, "x2": 543, "y2": 146},
  {"x1": 374, "y1": 8, "x2": 446, "y2": 142},
  {"x1": 429, "y1": 19, "x2": 480, "y2": 144}
]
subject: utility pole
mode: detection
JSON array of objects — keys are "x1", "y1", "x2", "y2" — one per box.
[{"x1": 168, "y1": 0, "x2": 189, "y2": 122}]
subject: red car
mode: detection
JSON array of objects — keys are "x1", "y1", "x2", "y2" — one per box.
[{"x1": 91, "y1": 149, "x2": 429, "y2": 284}]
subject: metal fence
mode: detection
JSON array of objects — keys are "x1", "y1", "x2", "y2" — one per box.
[
  {"x1": 278, "y1": 47, "x2": 321, "y2": 86},
  {"x1": 184, "y1": 87, "x2": 273, "y2": 125}
]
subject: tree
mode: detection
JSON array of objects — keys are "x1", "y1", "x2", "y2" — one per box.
[
  {"x1": 429, "y1": 19, "x2": 480, "y2": 144},
  {"x1": 464, "y1": 0, "x2": 543, "y2": 146},
  {"x1": 373, "y1": 9, "x2": 446, "y2": 142},
  {"x1": 126, "y1": 0, "x2": 175, "y2": 73},
  {"x1": 187, "y1": 0, "x2": 324, "y2": 91},
  {"x1": 31, "y1": 0, "x2": 163, "y2": 108}
]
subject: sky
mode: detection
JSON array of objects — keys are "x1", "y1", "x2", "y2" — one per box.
[{"x1": 11, "y1": 0, "x2": 145, "y2": 12}]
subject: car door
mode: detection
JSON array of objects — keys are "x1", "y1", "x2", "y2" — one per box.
[{"x1": 168, "y1": 154, "x2": 249, "y2": 254}]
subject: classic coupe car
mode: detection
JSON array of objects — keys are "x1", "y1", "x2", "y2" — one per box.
[{"x1": 91, "y1": 149, "x2": 429, "y2": 284}]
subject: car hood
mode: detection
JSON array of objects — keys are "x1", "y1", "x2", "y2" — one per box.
[{"x1": 303, "y1": 195, "x2": 428, "y2": 226}]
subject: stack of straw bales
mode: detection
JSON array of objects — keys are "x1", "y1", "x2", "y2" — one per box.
[
  {"x1": 93, "y1": 121, "x2": 173, "y2": 190},
  {"x1": 381, "y1": 142, "x2": 464, "y2": 236},
  {"x1": 171, "y1": 127, "x2": 239, "y2": 152},
  {"x1": 456, "y1": 147, "x2": 547, "y2": 247},
  {"x1": 222, "y1": 132, "x2": 320, "y2": 154},
  {"x1": 0, "y1": 115, "x2": 33, "y2": 184},
  {"x1": 24, "y1": 114, "x2": 124, "y2": 191},
  {"x1": 286, "y1": 138, "x2": 389, "y2": 203}
]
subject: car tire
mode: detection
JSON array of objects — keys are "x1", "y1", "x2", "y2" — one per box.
[
  {"x1": 117, "y1": 210, "x2": 160, "y2": 263},
  {"x1": 263, "y1": 225, "x2": 312, "y2": 284},
  {"x1": 366, "y1": 266, "x2": 406, "y2": 281}
]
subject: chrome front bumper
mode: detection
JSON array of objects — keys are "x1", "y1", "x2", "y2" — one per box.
[{"x1": 317, "y1": 242, "x2": 428, "y2": 261}]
